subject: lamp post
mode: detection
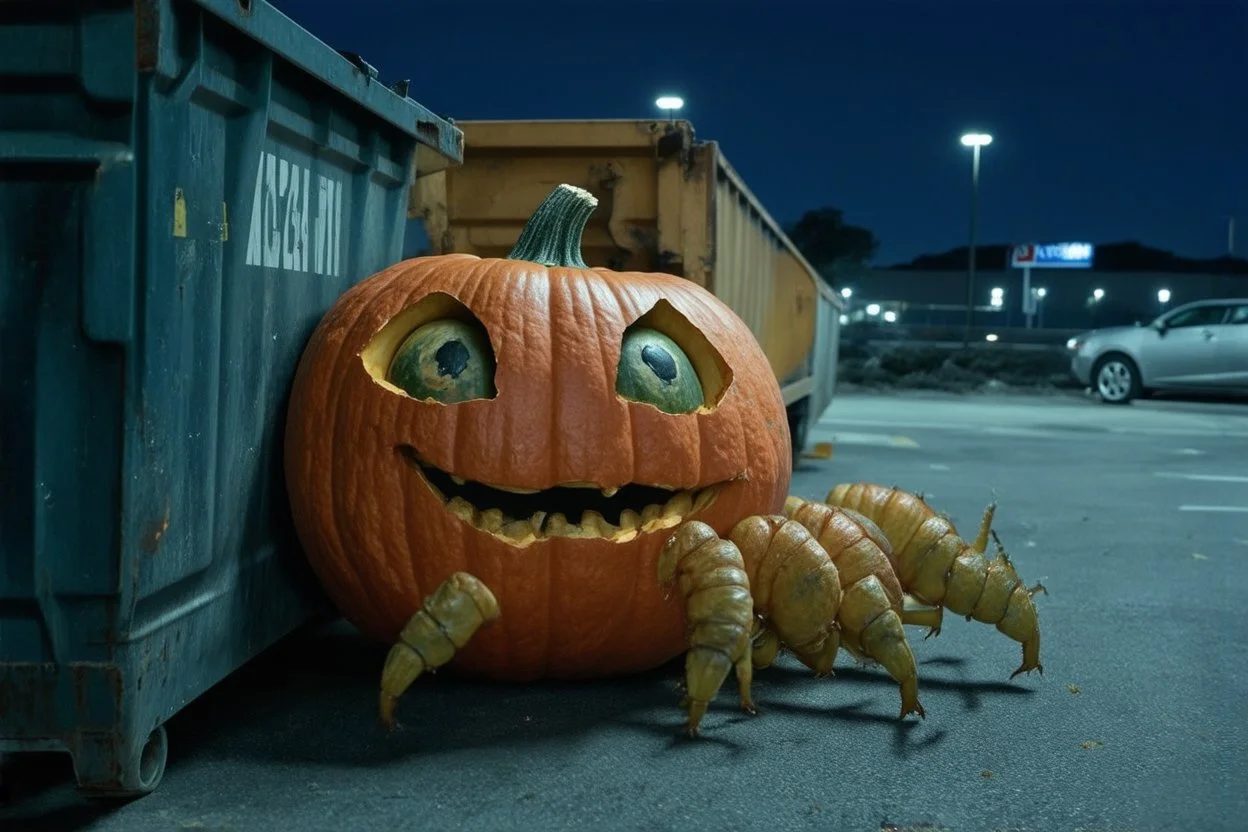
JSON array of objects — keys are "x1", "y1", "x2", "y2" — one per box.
[
  {"x1": 655, "y1": 95, "x2": 684, "y2": 123},
  {"x1": 960, "y1": 132, "x2": 993, "y2": 347},
  {"x1": 1088, "y1": 287, "x2": 1104, "y2": 327}
]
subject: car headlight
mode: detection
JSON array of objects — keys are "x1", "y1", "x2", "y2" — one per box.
[{"x1": 1066, "y1": 337, "x2": 1083, "y2": 351}]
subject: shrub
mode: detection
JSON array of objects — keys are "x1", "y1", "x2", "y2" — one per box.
[{"x1": 837, "y1": 344, "x2": 1080, "y2": 392}]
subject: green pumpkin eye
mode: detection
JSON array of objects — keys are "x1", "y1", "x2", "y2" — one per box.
[
  {"x1": 388, "y1": 319, "x2": 496, "y2": 403},
  {"x1": 615, "y1": 327, "x2": 704, "y2": 414}
]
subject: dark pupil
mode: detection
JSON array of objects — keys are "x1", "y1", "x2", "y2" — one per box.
[
  {"x1": 641, "y1": 344, "x2": 677, "y2": 384},
  {"x1": 435, "y1": 339, "x2": 470, "y2": 378}
]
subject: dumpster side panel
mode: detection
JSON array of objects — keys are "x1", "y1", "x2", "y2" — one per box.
[
  {"x1": 809, "y1": 279, "x2": 845, "y2": 425},
  {"x1": 414, "y1": 119, "x2": 699, "y2": 276},
  {"x1": 710, "y1": 155, "x2": 819, "y2": 390},
  {"x1": 0, "y1": 0, "x2": 459, "y2": 795}
]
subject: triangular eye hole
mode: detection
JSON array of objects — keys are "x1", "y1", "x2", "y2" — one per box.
[
  {"x1": 615, "y1": 299, "x2": 731, "y2": 413},
  {"x1": 360, "y1": 292, "x2": 498, "y2": 402},
  {"x1": 616, "y1": 328, "x2": 703, "y2": 414},
  {"x1": 389, "y1": 318, "x2": 496, "y2": 403}
]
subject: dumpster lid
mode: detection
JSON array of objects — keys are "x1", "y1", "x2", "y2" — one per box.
[{"x1": 180, "y1": 0, "x2": 463, "y2": 165}]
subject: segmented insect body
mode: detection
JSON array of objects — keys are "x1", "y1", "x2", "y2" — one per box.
[
  {"x1": 781, "y1": 497, "x2": 925, "y2": 719},
  {"x1": 825, "y1": 483, "x2": 1044, "y2": 679},
  {"x1": 725, "y1": 515, "x2": 843, "y2": 676},
  {"x1": 657, "y1": 521, "x2": 758, "y2": 736}
]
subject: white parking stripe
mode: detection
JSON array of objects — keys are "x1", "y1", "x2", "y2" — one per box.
[
  {"x1": 819, "y1": 416, "x2": 1248, "y2": 439},
  {"x1": 1155, "y1": 472, "x2": 1248, "y2": 484},
  {"x1": 809, "y1": 430, "x2": 919, "y2": 449},
  {"x1": 1178, "y1": 505, "x2": 1248, "y2": 513}
]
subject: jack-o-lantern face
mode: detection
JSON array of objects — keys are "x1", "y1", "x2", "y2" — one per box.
[{"x1": 284, "y1": 185, "x2": 791, "y2": 681}]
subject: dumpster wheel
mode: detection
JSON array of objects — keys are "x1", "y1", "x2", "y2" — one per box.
[{"x1": 77, "y1": 724, "x2": 168, "y2": 800}]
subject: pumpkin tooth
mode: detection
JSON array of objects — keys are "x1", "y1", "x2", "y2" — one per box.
[
  {"x1": 581, "y1": 510, "x2": 615, "y2": 537},
  {"x1": 545, "y1": 512, "x2": 596, "y2": 539},
  {"x1": 502, "y1": 518, "x2": 539, "y2": 544},
  {"x1": 529, "y1": 511, "x2": 548, "y2": 533},
  {"x1": 600, "y1": 486, "x2": 619, "y2": 498},
  {"x1": 618, "y1": 509, "x2": 641, "y2": 530},
  {"x1": 544, "y1": 512, "x2": 572, "y2": 536},
  {"x1": 478, "y1": 508, "x2": 506, "y2": 535},
  {"x1": 640, "y1": 503, "x2": 664, "y2": 527},
  {"x1": 447, "y1": 497, "x2": 477, "y2": 524},
  {"x1": 450, "y1": 474, "x2": 467, "y2": 487},
  {"x1": 663, "y1": 491, "x2": 695, "y2": 519}
]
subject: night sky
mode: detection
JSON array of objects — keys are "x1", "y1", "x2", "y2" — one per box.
[{"x1": 274, "y1": 0, "x2": 1244, "y2": 266}]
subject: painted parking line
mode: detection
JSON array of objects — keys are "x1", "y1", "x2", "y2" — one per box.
[
  {"x1": 1178, "y1": 505, "x2": 1248, "y2": 513},
  {"x1": 816, "y1": 431, "x2": 919, "y2": 449},
  {"x1": 819, "y1": 416, "x2": 1248, "y2": 440},
  {"x1": 1155, "y1": 472, "x2": 1248, "y2": 484}
]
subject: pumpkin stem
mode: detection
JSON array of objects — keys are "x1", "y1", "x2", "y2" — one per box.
[{"x1": 506, "y1": 183, "x2": 598, "y2": 269}]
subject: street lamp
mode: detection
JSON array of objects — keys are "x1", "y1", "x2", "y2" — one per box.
[
  {"x1": 883, "y1": 310, "x2": 898, "y2": 323},
  {"x1": 1087, "y1": 287, "x2": 1105, "y2": 327},
  {"x1": 1157, "y1": 288, "x2": 1171, "y2": 304},
  {"x1": 959, "y1": 132, "x2": 993, "y2": 347},
  {"x1": 866, "y1": 303, "x2": 881, "y2": 316},
  {"x1": 840, "y1": 287, "x2": 853, "y2": 299},
  {"x1": 989, "y1": 286, "x2": 1004, "y2": 308},
  {"x1": 1035, "y1": 287, "x2": 1047, "y2": 299},
  {"x1": 655, "y1": 95, "x2": 684, "y2": 122}
]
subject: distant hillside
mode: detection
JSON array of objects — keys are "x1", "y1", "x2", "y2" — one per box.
[{"x1": 883, "y1": 242, "x2": 1248, "y2": 274}]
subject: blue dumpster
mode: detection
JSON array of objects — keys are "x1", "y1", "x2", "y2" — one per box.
[{"x1": 0, "y1": 0, "x2": 462, "y2": 796}]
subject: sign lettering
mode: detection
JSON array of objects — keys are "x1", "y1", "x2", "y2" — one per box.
[{"x1": 244, "y1": 150, "x2": 343, "y2": 275}]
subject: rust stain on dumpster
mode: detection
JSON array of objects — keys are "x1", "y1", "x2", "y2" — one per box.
[
  {"x1": 142, "y1": 503, "x2": 172, "y2": 554},
  {"x1": 135, "y1": 0, "x2": 160, "y2": 72}
]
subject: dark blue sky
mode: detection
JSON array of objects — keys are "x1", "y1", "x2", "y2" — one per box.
[{"x1": 276, "y1": 0, "x2": 1245, "y2": 265}]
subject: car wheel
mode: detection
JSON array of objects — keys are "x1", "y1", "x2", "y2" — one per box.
[{"x1": 1093, "y1": 353, "x2": 1142, "y2": 404}]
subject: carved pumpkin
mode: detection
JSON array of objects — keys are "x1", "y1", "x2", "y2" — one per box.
[{"x1": 284, "y1": 184, "x2": 791, "y2": 681}]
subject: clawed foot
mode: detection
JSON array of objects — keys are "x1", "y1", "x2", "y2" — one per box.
[
  {"x1": 1009, "y1": 634, "x2": 1044, "y2": 680},
  {"x1": 379, "y1": 572, "x2": 500, "y2": 731}
]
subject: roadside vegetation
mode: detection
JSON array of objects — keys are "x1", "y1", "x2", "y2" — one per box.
[{"x1": 837, "y1": 342, "x2": 1082, "y2": 395}]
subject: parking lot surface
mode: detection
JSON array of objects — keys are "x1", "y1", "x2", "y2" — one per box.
[{"x1": 5, "y1": 392, "x2": 1246, "y2": 832}]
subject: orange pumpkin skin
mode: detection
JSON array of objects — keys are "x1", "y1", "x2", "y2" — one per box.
[{"x1": 284, "y1": 253, "x2": 791, "y2": 682}]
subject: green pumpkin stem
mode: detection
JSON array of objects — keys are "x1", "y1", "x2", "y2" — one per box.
[{"x1": 506, "y1": 184, "x2": 598, "y2": 268}]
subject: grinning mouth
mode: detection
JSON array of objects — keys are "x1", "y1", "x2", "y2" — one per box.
[{"x1": 398, "y1": 446, "x2": 722, "y2": 547}]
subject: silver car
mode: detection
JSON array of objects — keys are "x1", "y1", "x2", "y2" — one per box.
[{"x1": 1067, "y1": 297, "x2": 1248, "y2": 404}]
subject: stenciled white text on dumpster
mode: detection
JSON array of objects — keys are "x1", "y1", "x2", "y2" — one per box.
[{"x1": 244, "y1": 149, "x2": 344, "y2": 276}]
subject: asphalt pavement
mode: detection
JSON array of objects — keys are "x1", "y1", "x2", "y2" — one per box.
[{"x1": 5, "y1": 390, "x2": 1247, "y2": 832}]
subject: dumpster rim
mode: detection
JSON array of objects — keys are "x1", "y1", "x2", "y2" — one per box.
[{"x1": 184, "y1": 0, "x2": 463, "y2": 164}]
